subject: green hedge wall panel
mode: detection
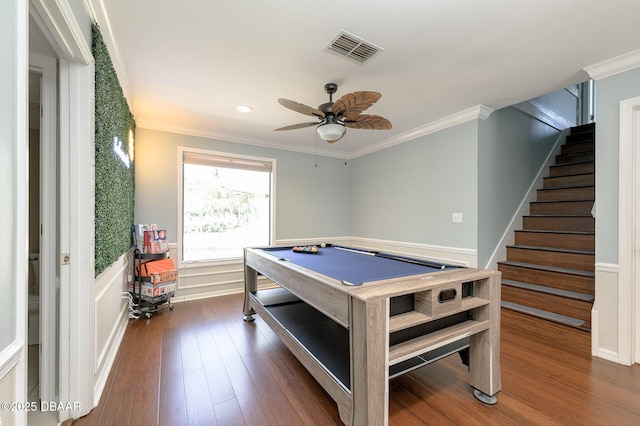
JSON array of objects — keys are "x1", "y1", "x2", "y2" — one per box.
[{"x1": 93, "y1": 24, "x2": 135, "y2": 276}]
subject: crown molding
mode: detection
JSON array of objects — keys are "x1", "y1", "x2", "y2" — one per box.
[
  {"x1": 584, "y1": 49, "x2": 640, "y2": 81},
  {"x1": 350, "y1": 104, "x2": 494, "y2": 158},
  {"x1": 138, "y1": 104, "x2": 495, "y2": 161},
  {"x1": 136, "y1": 119, "x2": 346, "y2": 159}
]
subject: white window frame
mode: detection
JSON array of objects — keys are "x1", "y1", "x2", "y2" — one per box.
[{"x1": 177, "y1": 147, "x2": 275, "y2": 268}]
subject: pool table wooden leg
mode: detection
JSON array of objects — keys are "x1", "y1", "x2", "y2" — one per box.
[
  {"x1": 350, "y1": 296, "x2": 389, "y2": 426},
  {"x1": 243, "y1": 255, "x2": 257, "y2": 321},
  {"x1": 469, "y1": 273, "x2": 502, "y2": 400}
]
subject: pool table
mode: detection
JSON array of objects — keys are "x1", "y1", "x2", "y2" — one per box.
[{"x1": 243, "y1": 244, "x2": 501, "y2": 425}]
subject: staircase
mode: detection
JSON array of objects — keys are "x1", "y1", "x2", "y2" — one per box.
[{"x1": 498, "y1": 123, "x2": 595, "y2": 332}]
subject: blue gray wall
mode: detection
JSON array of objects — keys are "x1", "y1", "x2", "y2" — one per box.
[
  {"x1": 594, "y1": 67, "x2": 640, "y2": 264},
  {"x1": 478, "y1": 107, "x2": 561, "y2": 267},
  {"x1": 136, "y1": 88, "x2": 576, "y2": 265},
  {"x1": 134, "y1": 128, "x2": 351, "y2": 241},
  {"x1": 349, "y1": 121, "x2": 478, "y2": 250}
]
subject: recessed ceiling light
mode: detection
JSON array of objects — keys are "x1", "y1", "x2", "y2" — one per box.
[{"x1": 236, "y1": 105, "x2": 252, "y2": 113}]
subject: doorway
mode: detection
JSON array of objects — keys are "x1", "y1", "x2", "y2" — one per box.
[
  {"x1": 28, "y1": 27, "x2": 59, "y2": 424},
  {"x1": 27, "y1": 69, "x2": 41, "y2": 403}
]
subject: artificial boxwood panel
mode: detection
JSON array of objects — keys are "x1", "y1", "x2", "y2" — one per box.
[{"x1": 93, "y1": 24, "x2": 135, "y2": 276}]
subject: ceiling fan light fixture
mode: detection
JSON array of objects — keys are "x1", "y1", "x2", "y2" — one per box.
[{"x1": 317, "y1": 123, "x2": 345, "y2": 141}]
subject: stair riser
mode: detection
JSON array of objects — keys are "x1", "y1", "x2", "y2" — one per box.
[
  {"x1": 514, "y1": 231, "x2": 594, "y2": 251},
  {"x1": 506, "y1": 247, "x2": 594, "y2": 272},
  {"x1": 501, "y1": 286, "x2": 592, "y2": 328},
  {"x1": 501, "y1": 307, "x2": 591, "y2": 352},
  {"x1": 530, "y1": 201, "x2": 594, "y2": 216},
  {"x1": 537, "y1": 187, "x2": 594, "y2": 201},
  {"x1": 498, "y1": 263, "x2": 594, "y2": 295},
  {"x1": 549, "y1": 162, "x2": 594, "y2": 177},
  {"x1": 571, "y1": 123, "x2": 594, "y2": 132},
  {"x1": 566, "y1": 132, "x2": 594, "y2": 144},
  {"x1": 501, "y1": 309, "x2": 590, "y2": 351},
  {"x1": 543, "y1": 174, "x2": 594, "y2": 189},
  {"x1": 556, "y1": 152, "x2": 594, "y2": 165},
  {"x1": 523, "y1": 216, "x2": 595, "y2": 232},
  {"x1": 561, "y1": 142, "x2": 594, "y2": 155}
]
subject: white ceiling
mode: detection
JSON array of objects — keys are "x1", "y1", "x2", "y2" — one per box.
[{"x1": 95, "y1": 0, "x2": 640, "y2": 158}]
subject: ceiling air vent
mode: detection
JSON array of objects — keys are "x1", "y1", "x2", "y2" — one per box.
[{"x1": 325, "y1": 31, "x2": 383, "y2": 64}]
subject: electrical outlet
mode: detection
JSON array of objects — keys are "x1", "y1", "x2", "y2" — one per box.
[{"x1": 452, "y1": 212, "x2": 463, "y2": 223}]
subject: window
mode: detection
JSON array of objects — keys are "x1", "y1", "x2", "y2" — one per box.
[{"x1": 180, "y1": 149, "x2": 273, "y2": 262}]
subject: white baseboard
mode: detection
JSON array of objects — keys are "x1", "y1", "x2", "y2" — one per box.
[{"x1": 596, "y1": 348, "x2": 620, "y2": 364}]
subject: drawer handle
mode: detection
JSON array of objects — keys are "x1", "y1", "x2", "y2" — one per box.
[{"x1": 438, "y1": 288, "x2": 457, "y2": 303}]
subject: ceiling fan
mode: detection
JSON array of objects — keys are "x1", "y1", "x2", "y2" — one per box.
[{"x1": 275, "y1": 83, "x2": 392, "y2": 143}]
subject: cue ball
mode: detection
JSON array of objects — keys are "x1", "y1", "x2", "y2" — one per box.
[{"x1": 320, "y1": 243, "x2": 326, "y2": 248}]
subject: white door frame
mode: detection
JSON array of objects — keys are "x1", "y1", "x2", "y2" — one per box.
[
  {"x1": 1, "y1": 0, "x2": 28, "y2": 423},
  {"x1": 29, "y1": 51, "x2": 58, "y2": 405},
  {"x1": 618, "y1": 96, "x2": 640, "y2": 365},
  {"x1": 30, "y1": 0, "x2": 95, "y2": 420}
]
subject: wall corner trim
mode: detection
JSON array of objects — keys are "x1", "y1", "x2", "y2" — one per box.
[{"x1": 584, "y1": 48, "x2": 640, "y2": 80}]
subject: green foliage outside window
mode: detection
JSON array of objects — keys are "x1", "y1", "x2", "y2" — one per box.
[{"x1": 183, "y1": 166, "x2": 258, "y2": 234}]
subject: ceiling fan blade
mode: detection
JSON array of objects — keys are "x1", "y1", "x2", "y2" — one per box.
[
  {"x1": 332, "y1": 91, "x2": 382, "y2": 117},
  {"x1": 278, "y1": 98, "x2": 324, "y2": 118},
  {"x1": 274, "y1": 122, "x2": 319, "y2": 131},
  {"x1": 344, "y1": 114, "x2": 392, "y2": 130}
]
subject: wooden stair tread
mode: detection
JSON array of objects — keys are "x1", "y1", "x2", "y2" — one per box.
[
  {"x1": 501, "y1": 301, "x2": 586, "y2": 328},
  {"x1": 532, "y1": 199, "x2": 594, "y2": 204},
  {"x1": 501, "y1": 122, "x2": 595, "y2": 332},
  {"x1": 516, "y1": 229, "x2": 594, "y2": 236},
  {"x1": 498, "y1": 261, "x2": 595, "y2": 278},
  {"x1": 550, "y1": 160, "x2": 593, "y2": 166},
  {"x1": 545, "y1": 171, "x2": 593, "y2": 177},
  {"x1": 539, "y1": 185, "x2": 594, "y2": 190},
  {"x1": 502, "y1": 279, "x2": 595, "y2": 302},
  {"x1": 525, "y1": 214, "x2": 594, "y2": 218},
  {"x1": 507, "y1": 245, "x2": 594, "y2": 256}
]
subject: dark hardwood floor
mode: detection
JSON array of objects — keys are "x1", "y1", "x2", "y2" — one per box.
[{"x1": 74, "y1": 293, "x2": 640, "y2": 425}]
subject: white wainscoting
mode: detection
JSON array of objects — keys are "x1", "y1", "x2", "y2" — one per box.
[
  {"x1": 349, "y1": 237, "x2": 477, "y2": 267},
  {"x1": 0, "y1": 356, "x2": 20, "y2": 425},
  {"x1": 593, "y1": 263, "x2": 620, "y2": 363},
  {"x1": 93, "y1": 251, "x2": 130, "y2": 406},
  {"x1": 174, "y1": 258, "x2": 246, "y2": 302},
  {"x1": 173, "y1": 236, "x2": 478, "y2": 303},
  {"x1": 173, "y1": 238, "x2": 350, "y2": 302}
]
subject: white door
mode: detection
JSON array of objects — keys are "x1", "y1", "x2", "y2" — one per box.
[
  {"x1": 30, "y1": 0, "x2": 96, "y2": 420},
  {"x1": 30, "y1": 51, "x2": 58, "y2": 406}
]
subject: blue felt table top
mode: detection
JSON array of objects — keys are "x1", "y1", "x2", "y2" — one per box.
[{"x1": 261, "y1": 245, "x2": 455, "y2": 285}]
